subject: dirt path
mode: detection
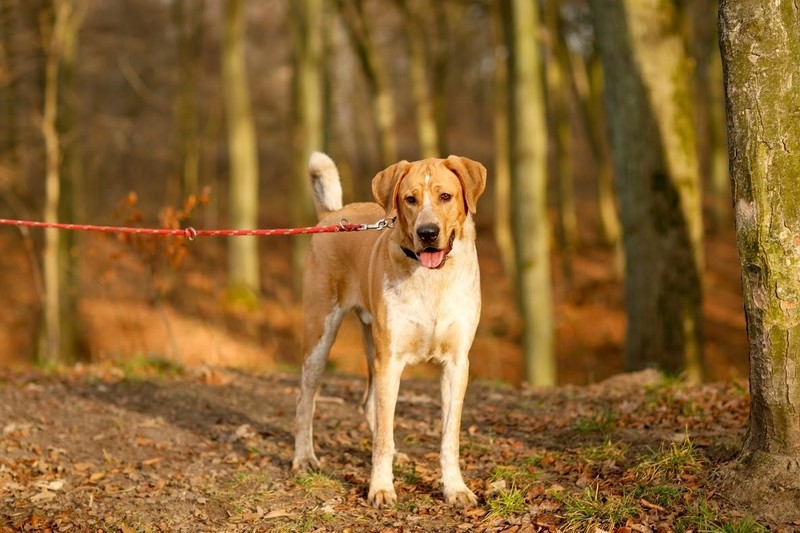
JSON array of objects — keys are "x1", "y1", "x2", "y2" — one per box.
[{"x1": 0, "y1": 365, "x2": 787, "y2": 532}]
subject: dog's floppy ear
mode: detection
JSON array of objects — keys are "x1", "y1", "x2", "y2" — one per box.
[
  {"x1": 444, "y1": 156, "x2": 487, "y2": 214},
  {"x1": 372, "y1": 160, "x2": 411, "y2": 214}
]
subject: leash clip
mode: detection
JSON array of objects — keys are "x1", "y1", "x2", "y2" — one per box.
[{"x1": 360, "y1": 216, "x2": 396, "y2": 231}]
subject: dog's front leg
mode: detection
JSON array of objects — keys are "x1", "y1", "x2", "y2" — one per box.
[
  {"x1": 440, "y1": 354, "x2": 477, "y2": 506},
  {"x1": 367, "y1": 356, "x2": 404, "y2": 508}
]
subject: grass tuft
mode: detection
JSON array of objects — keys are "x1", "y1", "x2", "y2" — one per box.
[
  {"x1": 560, "y1": 485, "x2": 640, "y2": 532},
  {"x1": 633, "y1": 435, "x2": 706, "y2": 483},
  {"x1": 486, "y1": 481, "x2": 528, "y2": 518}
]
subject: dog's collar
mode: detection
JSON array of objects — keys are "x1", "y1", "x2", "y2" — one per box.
[{"x1": 400, "y1": 231, "x2": 456, "y2": 266}]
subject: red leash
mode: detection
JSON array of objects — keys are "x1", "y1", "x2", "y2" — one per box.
[{"x1": 0, "y1": 216, "x2": 395, "y2": 240}]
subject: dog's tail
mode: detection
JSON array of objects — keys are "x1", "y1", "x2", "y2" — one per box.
[{"x1": 308, "y1": 151, "x2": 343, "y2": 219}]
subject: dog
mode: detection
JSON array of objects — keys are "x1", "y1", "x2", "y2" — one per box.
[{"x1": 292, "y1": 152, "x2": 486, "y2": 508}]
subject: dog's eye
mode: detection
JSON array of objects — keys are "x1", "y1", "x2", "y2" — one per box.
[
  {"x1": 440, "y1": 193, "x2": 452, "y2": 202},
  {"x1": 405, "y1": 195, "x2": 417, "y2": 205}
]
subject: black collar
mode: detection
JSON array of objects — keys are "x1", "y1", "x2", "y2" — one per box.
[{"x1": 401, "y1": 246, "x2": 419, "y2": 261}]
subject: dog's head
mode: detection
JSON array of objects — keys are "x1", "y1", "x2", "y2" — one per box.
[{"x1": 372, "y1": 156, "x2": 487, "y2": 269}]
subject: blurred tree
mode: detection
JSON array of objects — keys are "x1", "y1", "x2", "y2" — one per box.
[
  {"x1": 289, "y1": 0, "x2": 325, "y2": 294},
  {"x1": 171, "y1": 0, "x2": 205, "y2": 197},
  {"x1": 561, "y1": 2, "x2": 621, "y2": 256},
  {"x1": 544, "y1": 0, "x2": 577, "y2": 285},
  {"x1": 591, "y1": 0, "x2": 705, "y2": 381},
  {"x1": 1, "y1": 0, "x2": 18, "y2": 165},
  {"x1": 393, "y1": 0, "x2": 438, "y2": 158},
  {"x1": 718, "y1": 0, "x2": 800, "y2": 518},
  {"x1": 334, "y1": 0, "x2": 397, "y2": 167},
  {"x1": 489, "y1": 0, "x2": 515, "y2": 283},
  {"x1": 56, "y1": 0, "x2": 87, "y2": 363},
  {"x1": 683, "y1": 0, "x2": 729, "y2": 232},
  {"x1": 508, "y1": 0, "x2": 555, "y2": 387},
  {"x1": 222, "y1": 0, "x2": 260, "y2": 302},
  {"x1": 39, "y1": 0, "x2": 85, "y2": 364}
]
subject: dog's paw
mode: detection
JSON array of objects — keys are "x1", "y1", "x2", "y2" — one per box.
[
  {"x1": 367, "y1": 487, "x2": 397, "y2": 509},
  {"x1": 444, "y1": 485, "x2": 478, "y2": 507},
  {"x1": 291, "y1": 453, "x2": 321, "y2": 472}
]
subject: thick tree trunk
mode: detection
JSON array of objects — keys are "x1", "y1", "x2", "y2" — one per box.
[
  {"x1": 509, "y1": 0, "x2": 555, "y2": 387},
  {"x1": 591, "y1": 0, "x2": 705, "y2": 380},
  {"x1": 222, "y1": 0, "x2": 260, "y2": 301},
  {"x1": 718, "y1": 0, "x2": 800, "y2": 521}
]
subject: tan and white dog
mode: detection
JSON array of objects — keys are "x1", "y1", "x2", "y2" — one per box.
[{"x1": 292, "y1": 152, "x2": 486, "y2": 508}]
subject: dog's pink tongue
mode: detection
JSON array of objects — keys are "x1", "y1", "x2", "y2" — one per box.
[{"x1": 419, "y1": 250, "x2": 445, "y2": 269}]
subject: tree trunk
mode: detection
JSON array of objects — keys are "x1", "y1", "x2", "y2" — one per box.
[
  {"x1": 718, "y1": 0, "x2": 800, "y2": 521},
  {"x1": 508, "y1": 0, "x2": 555, "y2": 387},
  {"x1": 172, "y1": 0, "x2": 205, "y2": 197},
  {"x1": 1, "y1": 0, "x2": 18, "y2": 162},
  {"x1": 39, "y1": 0, "x2": 75, "y2": 365},
  {"x1": 394, "y1": 0, "x2": 438, "y2": 158},
  {"x1": 222, "y1": 0, "x2": 260, "y2": 302},
  {"x1": 489, "y1": 0, "x2": 515, "y2": 283},
  {"x1": 289, "y1": 0, "x2": 325, "y2": 295},
  {"x1": 591, "y1": 0, "x2": 705, "y2": 380},
  {"x1": 56, "y1": 0, "x2": 86, "y2": 364},
  {"x1": 544, "y1": 0, "x2": 577, "y2": 285},
  {"x1": 334, "y1": 0, "x2": 397, "y2": 167}
]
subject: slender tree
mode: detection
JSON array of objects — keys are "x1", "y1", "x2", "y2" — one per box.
[
  {"x1": 172, "y1": 0, "x2": 205, "y2": 197},
  {"x1": 289, "y1": 0, "x2": 325, "y2": 294},
  {"x1": 489, "y1": 0, "x2": 515, "y2": 283},
  {"x1": 39, "y1": 0, "x2": 80, "y2": 364},
  {"x1": 222, "y1": 0, "x2": 260, "y2": 301},
  {"x1": 591, "y1": 0, "x2": 705, "y2": 380},
  {"x1": 508, "y1": 0, "x2": 555, "y2": 387},
  {"x1": 393, "y1": 0, "x2": 438, "y2": 158},
  {"x1": 718, "y1": 0, "x2": 800, "y2": 521},
  {"x1": 334, "y1": 0, "x2": 397, "y2": 167}
]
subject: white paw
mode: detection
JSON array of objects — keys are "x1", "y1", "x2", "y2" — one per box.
[
  {"x1": 291, "y1": 453, "x2": 320, "y2": 472},
  {"x1": 368, "y1": 486, "x2": 397, "y2": 508},
  {"x1": 443, "y1": 484, "x2": 478, "y2": 507}
]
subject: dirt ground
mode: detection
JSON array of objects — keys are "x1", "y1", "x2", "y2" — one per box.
[{"x1": 4, "y1": 364, "x2": 795, "y2": 532}]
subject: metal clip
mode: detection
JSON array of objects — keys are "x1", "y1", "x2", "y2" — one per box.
[{"x1": 360, "y1": 216, "x2": 396, "y2": 231}]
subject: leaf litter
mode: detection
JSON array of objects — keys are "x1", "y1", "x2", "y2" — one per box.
[{"x1": 0, "y1": 364, "x2": 786, "y2": 532}]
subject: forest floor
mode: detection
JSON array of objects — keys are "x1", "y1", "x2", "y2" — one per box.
[{"x1": 2, "y1": 363, "x2": 796, "y2": 532}]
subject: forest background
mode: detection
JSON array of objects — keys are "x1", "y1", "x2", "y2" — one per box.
[{"x1": 0, "y1": 0, "x2": 744, "y2": 388}]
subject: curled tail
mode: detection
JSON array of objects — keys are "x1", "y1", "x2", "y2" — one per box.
[{"x1": 308, "y1": 152, "x2": 343, "y2": 220}]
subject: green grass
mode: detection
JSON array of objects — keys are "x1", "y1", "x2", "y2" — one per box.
[
  {"x1": 572, "y1": 406, "x2": 618, "y2": 434},
  {"x1": 486, "y1": 481, "x2": 528, "y2": 518},
  {"x1": 633, "y1": 436, "x2": 706, "y2": 483},
  {"x1": 579, "y1": 437, "x2": 628, "y2": 465},
  {"x1": 295, "y1": 471, "x2": 342, "y2": 493},
  {"x1": 559, "y1": 486, "x2": 640, "y2": 532},
  {"x1": 677, "y1": 500, "x2": 768, "y2": 533},
  {"x1": 118, "y1": 353, "x2": 183, "y2": 379},
  {"x1": 393, "y1": 463, "x2": 422, "y2": 485}
]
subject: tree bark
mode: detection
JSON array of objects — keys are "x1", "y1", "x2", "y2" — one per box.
[
  {"x1": 222, "y1": 0, "x2": 260, "y2": 301},
  {"x1": 334, "y1": 0, "x2": 397, "y2": 167},
  {"x1": 172, "y1": 0, "x2": 205, "y2": 197},
  {"x1": 289, "y1": 0, "x2": 325, "y2": 295},
  {"x1": 591, "y1": 0, "x2": 705, "y2": 380},
  {"x1": 394, "y1": 0, "x2": 438, "y2": 158},
  {"x1": 718, "y1": 0, "x2": 800, "y2": 520},
  {"x1": 509, "y1": 0, "x2": 555, "y2": 387},
  {"x1": 489, "y1": 0, "x2": 515, "y2": 283}
]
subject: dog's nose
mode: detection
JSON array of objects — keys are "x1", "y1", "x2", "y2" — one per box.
[{"x1": 416, "y1": 224, "x2": 440, "y2": 244}]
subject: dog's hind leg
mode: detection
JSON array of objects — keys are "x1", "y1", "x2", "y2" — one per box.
[
  {"x1": 355, "y1": 308, "x2": 376, "y2": 433},
  {"x1": 292, "y1": 303, "x2": 345, "y2": 471}
]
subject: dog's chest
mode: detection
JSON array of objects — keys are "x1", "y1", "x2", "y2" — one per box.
[{"x1": 380, "y1": 262, "x2": 480, "y2": 364}]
